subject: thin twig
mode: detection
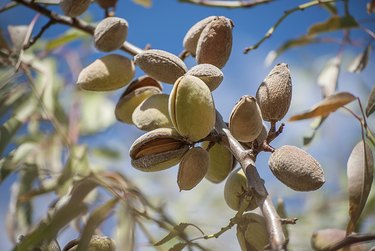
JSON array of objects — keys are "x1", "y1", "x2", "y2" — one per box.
[
  {"x1": 179, "y1": 0, "x2": 273, "y2": 9},
  {"x1": 323, "y1": 233, "x2": 375, "y2": 251},
  {"x1": 214, "y1": 111, "x2": 286, "y2": 250},
  {"x1": 280, "y1": 218, "x2": 298, "y2": 225},
  {"x1": 243, "y1": 0, "x2": 339, "y2": 53},
  {"x1": 0, "y1": 1, "x2": 17, "y2": 13},
  {"x1": 24, "y1": 19, "x2": 56, "y2": 49},
  {"x1": 12, "y1": 0, "x2": 143, "y2": 55}
]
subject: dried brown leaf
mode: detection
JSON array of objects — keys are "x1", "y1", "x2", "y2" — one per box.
[
  {"x1": 366, "y1": 86, "x2": 375, "y2": 117},
  {"x1": 348, "y1": 45, "x2": 371, "y2": 73},
  {"x1": 317, "y1": 57, "x2": 340, "y2": 98},
  {"x1": 346, "y1": 141, "x2": 374, "y2": 234},
  {"x1": 289, "y1": 92, "x2": 356, "y2": 121},
  {"x1": 368, "y1": 0, "x2": 375, "y2": 13}
]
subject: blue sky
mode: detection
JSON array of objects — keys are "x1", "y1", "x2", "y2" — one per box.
[{"x1": 1, "y1": 0, "x2": 375, "y2": 250}]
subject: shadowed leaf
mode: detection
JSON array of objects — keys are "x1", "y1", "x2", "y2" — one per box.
[
  {"x1": 265, "y1": 36, "x2": 318, "y2": 66},
  {"x1": 347, "y1": 141, "x2": 374, "y2": 234},
  {"x1": 303, "y1": 116, "x2": 328, "y2": 146},
  {"x1": 154, "y1": 223, "x2": 190, "y2": 246},
  {"x1": 317, "y1": 57, "x2": 340, "y2": 98},
  {"x1": 75, "y1": 198, "x2": 119, "y2": 251},
  {"x1": 169, "y1": 243, "x2": 187, "y2": 251},
  {"x1": 308, "y1": 16, "x2": 358, "y2": 36},
  {"x1": 366, "y1": 86, "x2": 375, "y2": 117},
  {"x1": 368, "y1": 0, "x2": 375, "y2": 13},
  {"x1": 348, "y1": 45, "x2": 371, "y2": 73},
  {"x1": 321, "y1": 2, "x2": 337, "y2": 15},
  {"x1": 289, "y1": 92, "x2": 356, "y2": 121}
]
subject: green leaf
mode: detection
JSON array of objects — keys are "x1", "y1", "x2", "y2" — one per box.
[
  {"x1": 154, "y1": 223, "x2": 190, "y2": 246},
  {"x1": 317, "y1": 56, "x2": 341, "y2": 98},
  {"x1": 320, "y1": 1, "x2": 337, "y2": 15},
  {"x1": 366, "y1": 86, "x2": 375, "y2": 117},
  {"x1": 303, "y1": 116, "x2": 328, "y2": 146},
  {"x1": 34, "y1": 0, "x2": 60, "y2": 4},
  {"x1": 133, "y1": 0, "x2": 152, "y2": 7},
  {"x1": 169, "y1": 243, "x2": 187, "y2": 251},
  {"x1": 92, "y1": 147, "x2": 121, "y2": 160},
  {"x1": 46, "y1": 29, "x2": 87, "y2": 51},
  {"x1": 347, "y1": 45, "x2": 371, "y2": 73},
  {"x1": 8, "y1": 25, "x2": 28, "y2": 52},
  {"x1": 346, "y1": 141, "x2": 373, "y2": 234},
  {"x1": 289, "y1": 92, "x2": 356, "y2": 121},
  {"x1": 308, "y1": 16, "x2": 359, "y2": 36},
  {"x1": 115, "y1": 203, "x2": 135, "y2": 251},
  {"x1": 0, "y1": 117, "x2": 22, "y2": 155},
  {"x1": 75, "y1": 198, "x2": 119, "y2": 251},
  {"x1": 14, "y1": 177, "x2": 97, "y2": 251},
  {"x1": 265, "y1": 36, "x2": 318, "y2": 66}
]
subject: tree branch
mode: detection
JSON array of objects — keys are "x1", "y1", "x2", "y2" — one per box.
[
  {"x1": 24, "y1": 19, "x2": 56, "y2": 49},
  {"x1": 12, "y1": 0, "x2": 143, "y2": 56},
  {"x1": 214, "y1": 111, "x2": 286, "y2": 250},
  {"x1": 0, "y1": 1, "x2": 17, "y2": 13},
  {"x1": 179, "y1": 0, "x2": 273, "y2": 8},
  {"x1": 243, "y1": 0, "x2": 339, "y2": 53},
  {"x1": 323, "y1": 233, "x2": 375, "y2": 251}
]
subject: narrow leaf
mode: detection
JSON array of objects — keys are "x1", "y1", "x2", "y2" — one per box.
[
  {"x1": 289, "y1": 92, "x2": 356, "y2": 121},
  {"x1": 265, "y1": 36, "x2": 318, "y2": 66},
  {"x1": 46, "y1": 29, "x2": 87, "y2": 51},
  {"x1": 0, "y1": 28, "x2": 10, "y2": 51},
  {"x1": 308, "y1": 16, "x2": 358, "y2": 36},
  {"x1": 321, "y1": 2, "x2": 337, "y2": 15},
  {"x1": 348, "y1": 45, "x2": 371, "y2": 73},
  {"x1": 366, "y1": 86, "x2": 375, "y2": 117},
  {"x1": 346, "y1": 141, "x2": 374, "y2": 234},
  {"x1": 75, "y1": 198, "x2": 119, "y2": 251},
  {"x1": 154, "y1": 223, "x2": 189, "y2": 246},
  {"x1": 133, "y1": 0, "x2": 152, "y2": 7},
  {"x1": 317, "y1": 56, "x2": 341, "y2": 98},
  {"x1": 169, "y1": 243, "x2": 187, "y2": 251},
  {"x1": 368, "y1": 0, "x2": 375, "y2": 14},
  {"x1": 34, "y1": 0, "x2": 60, "y2": 4},
  {"x1": 303, "y1": 116, "x2": 328, "y2": 145}
]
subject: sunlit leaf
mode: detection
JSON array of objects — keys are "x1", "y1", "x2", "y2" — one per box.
[
  {"x1": 75, "y1": 198, "x2": 118, "y2": 251},
  {"x1": 169, "y1": 243, "x2": 187, "y2": 251},
  {"x1": 366, "y1": 86, "x2": 375, "y2": 117},
  {"x1": 154, "y1": 223, "x2": 190, "y2": 246},
  {"x1": 79, "y1": 92, "x2": 116, "y2": 135},
  {"x1": 368, "y1": 0, "x2": 375, "y2": 14},
  {"x1": 92, "y1": 147, "x2": 121, "y2": 160},
  {"x1": 289, "y1": 92, "x2": 356, "y2": 121},
  {"x1": 347, "y1": 45, "x2": 371, "y2": 73},
  {"x1": 265, "y1": 36, "x2": 318, "y2": 66},
  {"x1": 133, "y1": 0, "x2": 152, "y2": 7},
  {"x1": 346, "y1": 141, "x2": 374, "y2": 234},
  {"x1": 317, "y1": 56, "x2": 341, "y2": 98},
  {"x1": 308, "y1": 16, "x2": 359, "y2": 36},
  {"x1": 46, "y1": 29, "x2": 87, "y2": 51},
  {"x1": 115, "y1": 204, "x2": 135, "y2": 251},
  {"x1": 303, "y1": 116, "x2": 328, "y2": 146},
  {"x1": 14, "y1": 177, "x2": 97, "y2": 251},
  {"x1": 34, "y1": 0, "x2": 60, "y2": 4},
  {"x1": 0, "y1": 117, "x2": 22, "y2": 155},
  {"x1": 8, "y1": 25, "x2": 28, "y2": 52}
]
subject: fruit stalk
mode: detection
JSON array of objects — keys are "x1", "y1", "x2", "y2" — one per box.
[{"x1": 214, "y1": 111, "x2": 286, "y2": 251}]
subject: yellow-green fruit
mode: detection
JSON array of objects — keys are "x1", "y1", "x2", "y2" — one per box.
[
  {"x1": 311, "y1": 229, "x2": 368, "y2": 251},
  {"x1": 94, "y1": 17, "x2": 128, "y2": 52},
  {"x1": 196, "y1": 16, "x2": 233, "y2": 69},
  {"x1": 256, "y1": 63, "x2": 292, "y2": 122},
  {"x1": 132, "y1": 94, "x2": 173, "y2": 131},
  {"x1": 77, "y1": 54, "x2": 134, "y2": 91},
  {"x1": 269, "y1": 145, "x2": 325, "y2": 191},
  {"x1": 134, "y1": 49, "x2": 188, "y2": 84},
  {"x1": 186, "y1": 64, "x2": 223, "y2": 91},
  {"x1": 177, "y1": 147, "x2": 209, "y2": 191},
  {"x1": 115, "y1": 76, "x2": 162, "y2": 124},
  {"x1": 224, "y1": 168, "x2": 257, "y2": 211},
  {"x1": 66, "y1": 235, "x2": 115, "y2": 251},
  {"x1": 242, "y1": 213, "x2": 269, "y2": 251},
  {"x1": 129, "y1": 128, "x2": 189, "y2": 172},
  {"x1": 169, "y1": 75, "x2": 215, "y2": 142},
  {"x1": 60, "y1": 0, "x2": 91, "y2": 17},
  {"x1": 183, "y1": 16, "x2": 216, "y2": 56},
  {"x1": 229, "y1": 95, "x2": 263, "y2": 142},
  {"x1": 202, "y1": 141, "x2": 233, "y2": 183},
  {"x1": 96, "y1": 0, "x2": 117, "y2": 8}
]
